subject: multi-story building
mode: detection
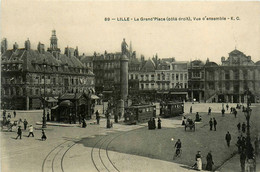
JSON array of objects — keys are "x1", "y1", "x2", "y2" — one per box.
[
  {"x1": 1, "y1": 30, "x2": 95, "y2": 110},
  {"x1": 204, "y1": 49, "x2": 260, "y2": 103},
  {"x1": 128, "y1": 57, "x2": 189, "y2": 101},
  {"x1": 188, "y1": 60, "x2": 205, "y2": 102}
]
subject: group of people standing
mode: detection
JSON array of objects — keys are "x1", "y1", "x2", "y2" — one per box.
[
  {"x1": 191, "y1": 151, "x2": 214, "y2": 171},
  {"x1": 148, "y1": 117, "x2": 161, "y2": 130}
]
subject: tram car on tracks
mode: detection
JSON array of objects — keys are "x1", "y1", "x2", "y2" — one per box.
[
  {"x1": 124, "y1": 104, "x2": 156, "y2": 125},
  {"x1": 160, "y1": 101, "x2": 184, "y2": 118}
]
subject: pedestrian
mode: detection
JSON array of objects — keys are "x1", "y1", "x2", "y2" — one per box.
[
  {"x1": 209, "y1": 118, "x2": 213, "y2": 131},
  {"x1": 82, "y1": 118, "x2": 87, "y2": 128},
  {"x1": 16, "y1": 126, "x2": 22, "y2": 139},
  {"x1": 18, "y1": 118, "x2": 23, "y2": 127},
  {"x1": 242, "y1": 122, "x2": 246, "y2": 133},
  {"x1": 190, "y1": 106, "x2": 192, "y2": 114},
  {"x1": 47, "y1": 112, "x2": 50, "y2": 121},
  {"x1": 192, "y1": 151, "x2": 202, "y2": 171},
  {"x1": 152, "y1": 118, "x2": 156, "y2": 129},
  {"x1": 205, "y1": 151, "x2": 214, "y2": 171},
  {"x1": 234, "y1": 109, "x2": 237, "y2": 118},
  {"x1": 236, "y1": 137, "x2": 242, "y2": 153},
  {"x1": 13, "y1": 110, "x2": 16, "y2": 118},
  {"x1": 148, "y1": 118, "x2": 152, "y2": 130},
  {"x1": 255, "y1": 136, "x2": 259, "y2": 156},
  {"x1": 69, "y1": 113, "x2": 72, "y2": 124},
  {"x1": 195, "y1": 112, "x2": 201, "y2": 122},
  {"x1": 221, "y1": 108, "x2": 225, "y2": 117},
  {"x1": 182, "y1": 116, "x2": 186, "y2": 125},
  {"x1": 95, "y1": 110, "x2": 100, "y2": 125},
  {"x1": 226, "y1": 104, "x2": 229, "y2": 111},
  {"x1": 225, "y1": 131, "x2": 231, "y2": 147},
  {"x1": 157, "y1": 117, "x2": 161, "y2": 129},
  {"x1": 208, "y1": 107, "x2": 211, "y2": 115},
  {"x1": 23, "y1": 119, "x2": 28, "y2": 130},
  {"x1": 237, "y1": 122, "x2": 241, "y2": 132},
  {"x1": 240, "y1": 151, "x2": 246, "y2": 172},
  {"x1": 230, "y1": 107, "x2": 233, "y2": 114},
  {"x1": 213, "y1": 118, "x2": 217, "y2": 131},
  {"x1": 7, "y1": 113, "x2": 11, "y2": 119},
  {"x1": 27, "y1": 125, "x2": 34, "y2": 137},
  {"x1": 3, "y1": 109, "x2": 6, "y2": 117},
  {"x1": 114, "y1": 113, "x2": 118, "y2": 123},
  {"x1": 41, "y1": 129, "x2": 47, "y2": 141},
  {"x1": 241, "y1": 137, "x2": 246, "y2": 152}
]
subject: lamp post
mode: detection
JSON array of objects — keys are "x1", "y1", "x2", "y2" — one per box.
[
  {"x1": 243, "y1": 88, "x2": 253, "y2": 159},
  {"x1": 102, "y1": 85, "x2": 105, "y2": 115},
  {"x1": 42, "y1": 59, "x2": 47, "y2": 128}
]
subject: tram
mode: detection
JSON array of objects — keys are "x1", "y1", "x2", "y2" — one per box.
[
  {"x1": 124, "y1": 104, "x2": 156, "y2": 125},
  {"x1": 160, "y1": 101, "x2": 184, "y2": 118}
]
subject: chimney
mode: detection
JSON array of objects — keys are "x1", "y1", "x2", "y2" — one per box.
[
  {"x1": 13, "y1": 42, "x2": 19, "y2": 50},
  {"x1": 221, "y1": 56, "x2": 225, "y2": 63},
  {"x1": 37, "y1": 42, "x2": 45, "y2": 54},
  {"x1": 24, "y1": 38, "x2": 31, "y2": 50},
  {"x1": 74, "y1": 46, "x2": 79, "y2": 57},
  {"x1": 1, "y1": 38, "x2": 8, "y2": 54}
]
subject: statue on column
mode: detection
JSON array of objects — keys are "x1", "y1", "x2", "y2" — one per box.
[{"x1": 121, "y1": 38, "x2": 128, "y2": 55}]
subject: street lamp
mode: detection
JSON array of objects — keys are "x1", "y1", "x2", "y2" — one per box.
[
  {"x1": 42, "y1": 59, "x2": 47, "y2": 128},
  {"x1": 102, "y1": 85, "x2": 105, "y2": 115},
  {"x1": 243, "y1": 88, "x2": 253, "y2": 159}
]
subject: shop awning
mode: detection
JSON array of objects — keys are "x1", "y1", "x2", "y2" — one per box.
[
  {"x1": 157, "y1": 91, "x2": 169, "y2": 94},
  {"x1": 51, "y1": 105, "x2": 59, "y2": 109},
  {"x1": 44, "y1": 97, "x2": 58, "y2": 103},
  {"x1": 170, "y1": 92, "x2": 188, "y2": 95},
  {"x1": 59, "y1": 100, "x2": 74, "y2": 107},
  {"x1": 103, "y1": 91, "x2": 113, "y2": 94},
  {"x1": 91, "y1": 95, "x2": 100, "y2": 99}
]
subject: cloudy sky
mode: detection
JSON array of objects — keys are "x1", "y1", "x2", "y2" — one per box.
[{"x1": 1, "y1": 0, "x2": 260, "y2": 63}]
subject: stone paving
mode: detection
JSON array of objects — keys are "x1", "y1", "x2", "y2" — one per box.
[{"x1": 1, "y1": 103, "x2": 259, "y2": 172}]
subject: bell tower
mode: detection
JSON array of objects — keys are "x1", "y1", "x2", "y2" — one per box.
[{"x1": 47, "y1": 30, "x2": 61, "y2": 57}]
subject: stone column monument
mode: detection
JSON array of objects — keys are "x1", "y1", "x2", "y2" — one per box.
[{"x1": 119, "y1": 38, "x2": 129, "y2": 119}]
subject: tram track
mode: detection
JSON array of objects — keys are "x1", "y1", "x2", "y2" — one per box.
[{"x1": 42, "y1": 124, "x2": 145, "y2": 172}]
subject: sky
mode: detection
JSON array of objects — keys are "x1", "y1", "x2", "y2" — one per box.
[{"x1": 1, "y1": 0, "x2": 260, "y2": 63}]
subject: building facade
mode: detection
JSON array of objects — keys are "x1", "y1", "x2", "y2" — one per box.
[
  {"x1": 204, "y1": 49, "x2": 260, "y2": 103},
  {"x1": 1, "y1": 30, "x2": 95, "y2": 110},
  {"x1": 188, "y1": 60, "x2": 205, "y2": 102}
]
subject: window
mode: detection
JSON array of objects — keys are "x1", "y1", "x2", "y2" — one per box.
[
  {"x1": 234, "y1": 70, "x2": 239, "y2": 80},
  {"x1": 162, "y1": 83, "x2": 165, "y2": 90},
  {"x1": 141, "y1": 75, "x2": 144, "y2": 81},
  {"x1": 172, "y1": 74, "x2": 175, "y2": 80},
  {"x1": 157, "y1": 74, "x2": 160, "y2": 80},
  {"x1": 131, "y1": 74, "x2": 134, "y2": 80},
  {"x1": 176, "y1": 74, "x2": 179, "y2": 80},
  {"x1": 135, "y1": 74, "x2": 138, "y2": 79},
  {"x1": 172, "y1": 83, "x2": 174, "y2": 88},
  {"x1": 146, "y1": 83, "x2": 149, "y2": 89},
  {"x1": 141, "y1": 84, "x2": 144, "y2": 90},
  {"x1": 225, "y1": 82, "x2": 230, "y2": 90},
  {"x1": 180, "y1": 74, "x2": 183, "y2": 80},
  {"x1": 184, "y1": 83, "x2": 187, "y2": 88},
  {"x1": 184, "y1": 74, "x2": 187, "y2": 80},
  {"x1": 166, "y1": 73, "x2": 170, "y2": 80},
  {"x1": 151, "y1": 74, "x2": 154, "y2": 80},
  {"x1": 151, "y1": 83, "x2": 154, "y2": 89},
  {"x1": 162, "y1": 74, "x2": 165, "y2": 81},
  {"x1": 146, "y1": 74, "x2": 149, "y2": 81},
  {"x1": 180, "y1": 83, "x2": 183, "y2": 88},
  {"x1": 36, "y1": 89, "x2": 39, "y2": 95},
  {"x1": 225, "y1": 71, "x2": 230, "y2": 80}
]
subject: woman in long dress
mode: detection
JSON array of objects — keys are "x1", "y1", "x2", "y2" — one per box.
[
  {"x1": 193, "y1": 151, "x2": 202, "y2": 171},
  {"x1": 197, "y1": 156, "x2": 202, "y2": 171}
]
